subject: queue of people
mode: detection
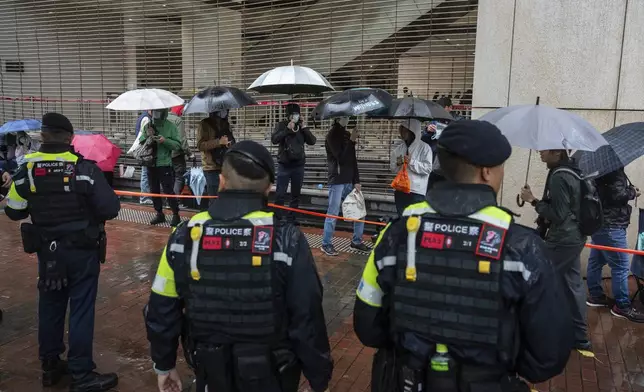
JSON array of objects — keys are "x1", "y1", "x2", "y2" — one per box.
[{"x1": 3, "y1": 106, "x2": 643, "y2": 392}]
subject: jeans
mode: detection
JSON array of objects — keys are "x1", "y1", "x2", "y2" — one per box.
[
  {"x1": 204, "y1": 170, "x2": 221, "y2": 207},
  {"x1": 39, "y1": 246, "x2": 100, "y2": 375},
  {"x1": 275, "y1": 164, "x2": 305, "y2": 219},
  {"x1": 587, "y1": 226, "x2": 631, "y2": 309},
  {"x1": 172, "y1": 155, "x2": 187, "y2": 196},
  {"x1": 546, "y1": 242, "x2": 587, "y2": 341},
  {"x1": 322, "y1": 183, "x2": 364, "y2": 246},
  {"x1": 394, "y1": 191, "x2": 426, "y2": 215},
  {"x1": 140, "y1": 166, "x2": 151, "y2": 203},
  {"x1": 148, "y1": 166, "x2": 179, "y2": 214}
]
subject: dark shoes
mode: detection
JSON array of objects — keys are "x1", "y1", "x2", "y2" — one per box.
[
  {"x1": 42, "y1": 358, "x2": 68, "y2": 387},
  {"x1": 574, "y1": 340, "x2": 593, "y2": 352},
  {"x1": 321, "y1": 244, "x2": 339, "y2": 256},
  {"x1": 586, "y1": 294, "x2": 614, "y2": 308},
  {"x1": 611, "y1": 305, "x2": 644, "y2": 323},
  {"x1": 170, "y1": 214, "x2": 181, "y2": 227},
  {"x1": 150, "y1": 212, "x2": 166, "y2": 225},
  {"x1": 350, "y1": 242, "x2": 371, "y2": 252},
  {"x1": 70, "y1": 371, "x2": 119, "y2": 392}
]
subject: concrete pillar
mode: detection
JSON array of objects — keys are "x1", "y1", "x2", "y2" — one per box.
[{"x1": 473, "y1": 0, "x2": 644, "y2": 266}]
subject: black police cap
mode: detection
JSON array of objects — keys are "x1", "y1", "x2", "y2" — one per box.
[
  {"x1": 42, "y1": 112, "x2": 74, "y2": 134},
  {"x1": 438, "y1": 120, "x2": 511, "y2": 167},
  {"x1": 227, "y1": 140, "x2": 276, "y2": 182}
]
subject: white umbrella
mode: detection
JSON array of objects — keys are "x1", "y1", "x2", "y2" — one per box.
[
  {"x1": 248, "y1": 61, "x2": 334, "y2": 95},
  {"x1": 106, "y1": 88, "x2": 184, "y2": 111},
  {"x1": 480, "y1": 102, "x2": 607, "y2": 152}
]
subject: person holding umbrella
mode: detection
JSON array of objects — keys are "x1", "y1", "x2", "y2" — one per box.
[
  {"x1": 390, "y1": 118, "x2": 433, "y2": 214},
  {"x1": 140, "y1": 109, "x2": 183, "y2": 226},
  {"x1": 584, "y1": 167, "x2": 644, "y2": 322},
  {"x1": 197, "y1": 109, "x2": 236, "y2": 204},
  {"x1": 272, "y1": 103, "x2": 316, "y2": 220}
]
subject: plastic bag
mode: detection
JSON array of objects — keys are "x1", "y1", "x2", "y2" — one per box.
[
  {"x1": 342, "y1": 189, "x2": 366, "y2": 220},
  {"x1": 391, "y1": 162, "x2": 411, "y2": 193}
]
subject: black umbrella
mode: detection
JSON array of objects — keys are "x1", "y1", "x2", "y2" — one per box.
[
  {"x1": 574, "y1": 122, "x2": 644, "y2": 178},
  {"x1": 311, "y1": 88, "x2": 393, "y2": 120},
  {"x1": 369, "y1": 97, "x2": 453, "y2": 121},
  {"x1": 183, "y1": 86, "x2": 257, "y2": 114}
]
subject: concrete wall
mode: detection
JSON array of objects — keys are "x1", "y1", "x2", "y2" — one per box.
[{"x1": 473, "y1": 0, "x2": 644, "y2": 263}]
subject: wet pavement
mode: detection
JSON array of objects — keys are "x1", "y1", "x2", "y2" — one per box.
[{"x1": 2, "y1": 205, "x2": 644, "y2": 391}]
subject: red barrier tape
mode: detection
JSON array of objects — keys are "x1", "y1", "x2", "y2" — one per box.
[
  {"x1": 114, "y1": 190, "x2": 386, "y2": 226},
  {"x1": 114, "y1": 190, "x2": 644, "y2": 255}
]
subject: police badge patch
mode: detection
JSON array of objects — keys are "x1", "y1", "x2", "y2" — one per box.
[
  {"x1": 475, "y1": 223, "x2": 507, "y2": 260},
  {"x1": 252, "y1": 226, "x2": 273, "y2": 254}
]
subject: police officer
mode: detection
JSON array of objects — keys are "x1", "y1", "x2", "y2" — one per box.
[
  {"x1": 354, "y1": 120, "x2": 575, "y2": 392},
  {"x1": 144, "y1": 140, "x2": 332, "y2": 392},
  {"x1": 4, "y1": 113, "x2": 120, "y2": 392}
]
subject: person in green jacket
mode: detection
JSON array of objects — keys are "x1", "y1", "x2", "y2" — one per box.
[{"x1": 139, "y1": 108, "x2": 182, "y2": 226}]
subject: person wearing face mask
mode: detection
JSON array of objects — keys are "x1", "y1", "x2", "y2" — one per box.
[
  {"x1": 197, "y1": 109, "x2": 236, "y2": 206},
  {"x1": 390, "y1": 118, "x2": 433, "y2": 215},
  {"x1": 271, "y1": 103, "x2": 316, "y2": 221},
  {"x1": 321, "y1": 116, "x2": 370, "y2": 256},
  {"x1": 139, "y1": 108, "x2": 182, "y2": 226}
]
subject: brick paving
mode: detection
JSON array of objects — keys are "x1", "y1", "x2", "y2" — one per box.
[{"x1": 2, "y1": 205, "x2": 644, "y2": 391}]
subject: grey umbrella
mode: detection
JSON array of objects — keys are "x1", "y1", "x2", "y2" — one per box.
[
  {"x1": 481, "y1": 97, "x2": 608, "y2": 207},
  {"x1": 480, "y1": 103, "x2": 607, "y2": 151},
  {"x1": 573, "y1": 122, "x2": 644, "y2": 178}
]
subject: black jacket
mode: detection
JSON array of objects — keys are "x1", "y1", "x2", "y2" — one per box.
[
  {"x1": 271, "y1": 120, "x2": 316, "y2": 167},
  {"x1": 535, "y1": 161, "x2": 585, "y2": 246},
  {"x1": 144, "y1": 191, "x2": 332, "y2": 392},
  {"x1": 354, "y1": 182, "x2": 574, "y2": 384},
  {"x1": 4, "y1": 144, "x2": 120, "y2": 225},
  {"x1": 325, "y1": 123, "x2": 360, "y2": 185},
  {"x1": 596, "y1": 168, "x2": 637, "y2": 228}
]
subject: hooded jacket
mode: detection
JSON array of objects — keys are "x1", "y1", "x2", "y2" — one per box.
[{"x1": 390, "y1": 118, "x2": 433, "y2": 195}]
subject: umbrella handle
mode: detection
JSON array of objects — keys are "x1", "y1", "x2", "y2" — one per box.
[{"x1": 516, "y1": 194, "x2": 525, "y2": 207}]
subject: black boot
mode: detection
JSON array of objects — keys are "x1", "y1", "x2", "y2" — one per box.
[
  {"x1": 42, "y1": 357, "x2": 68, "y2": 387},
  {"x1": 70, "y1": 371, "x2": 119, "y2": 392},
  {"x1": 150, "y1": 212, "x2": 166, "y2": 225},
  {"x1": 170, "y1": 214, "x2": 181, "y2": 227}
]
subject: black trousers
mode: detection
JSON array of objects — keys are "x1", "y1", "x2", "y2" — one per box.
[
  {"x1": 39, "y1": 246, "x2": 100, "y2": 375},
  {"x1": 148, "y1": 166, "x2": 179, "y2": 214}
]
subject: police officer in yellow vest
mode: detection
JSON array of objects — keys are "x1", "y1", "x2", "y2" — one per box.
[
  {"x1": 354, "y1": 120, "x2": 575, "y2": 392},
  {"x1": 4, "y1": 113, "x2": 121, "y2": 392},
  {"x1": 144, "y1": 140, "x2": 332, "y2": 392}
]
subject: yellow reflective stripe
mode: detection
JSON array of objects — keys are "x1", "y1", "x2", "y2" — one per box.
[
  {"x1": 356, "y1": 223, "x2": 391, "y2": 308},
  {"x1": 151, "y1": 246, "x2": 178, "y2": 298},
  {"x1": 243, "y1": 211, "x2": 274, "y2": 226},
  {"x1": 6, "y1": 183, "x2": 27, "y2": 210},
  {"x1": 402, "y1": 201, "x2": 434, "y2": 216},
  {"x1": 469, "y1": 206, "x2": 512, "y2": 229},
  {"x1": 188, "y1": 211, "x2": 211, "y2": 227},
  {"x1": 24, "y1": 151, "x2": 79, "y2": 163}
]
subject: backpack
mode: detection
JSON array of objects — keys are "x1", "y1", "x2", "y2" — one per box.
[{"x1": 552, "y1": 167, "x2": 603, "y2": 236}]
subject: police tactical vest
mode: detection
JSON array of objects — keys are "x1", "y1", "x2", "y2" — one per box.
[
  {"x1": 180, "y1": 211, "x2": 281, "y2": 344},
  {"x1": 392, "y1": 202, "x2": 512, "y2": 350},
  {"x1": 14, "y1": 152, "x2": 91, "y2": 227}
]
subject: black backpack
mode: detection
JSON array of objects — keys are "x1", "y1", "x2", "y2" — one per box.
[{"x1": 552, "y1": 167, "x2": 603, "y2": 236}]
